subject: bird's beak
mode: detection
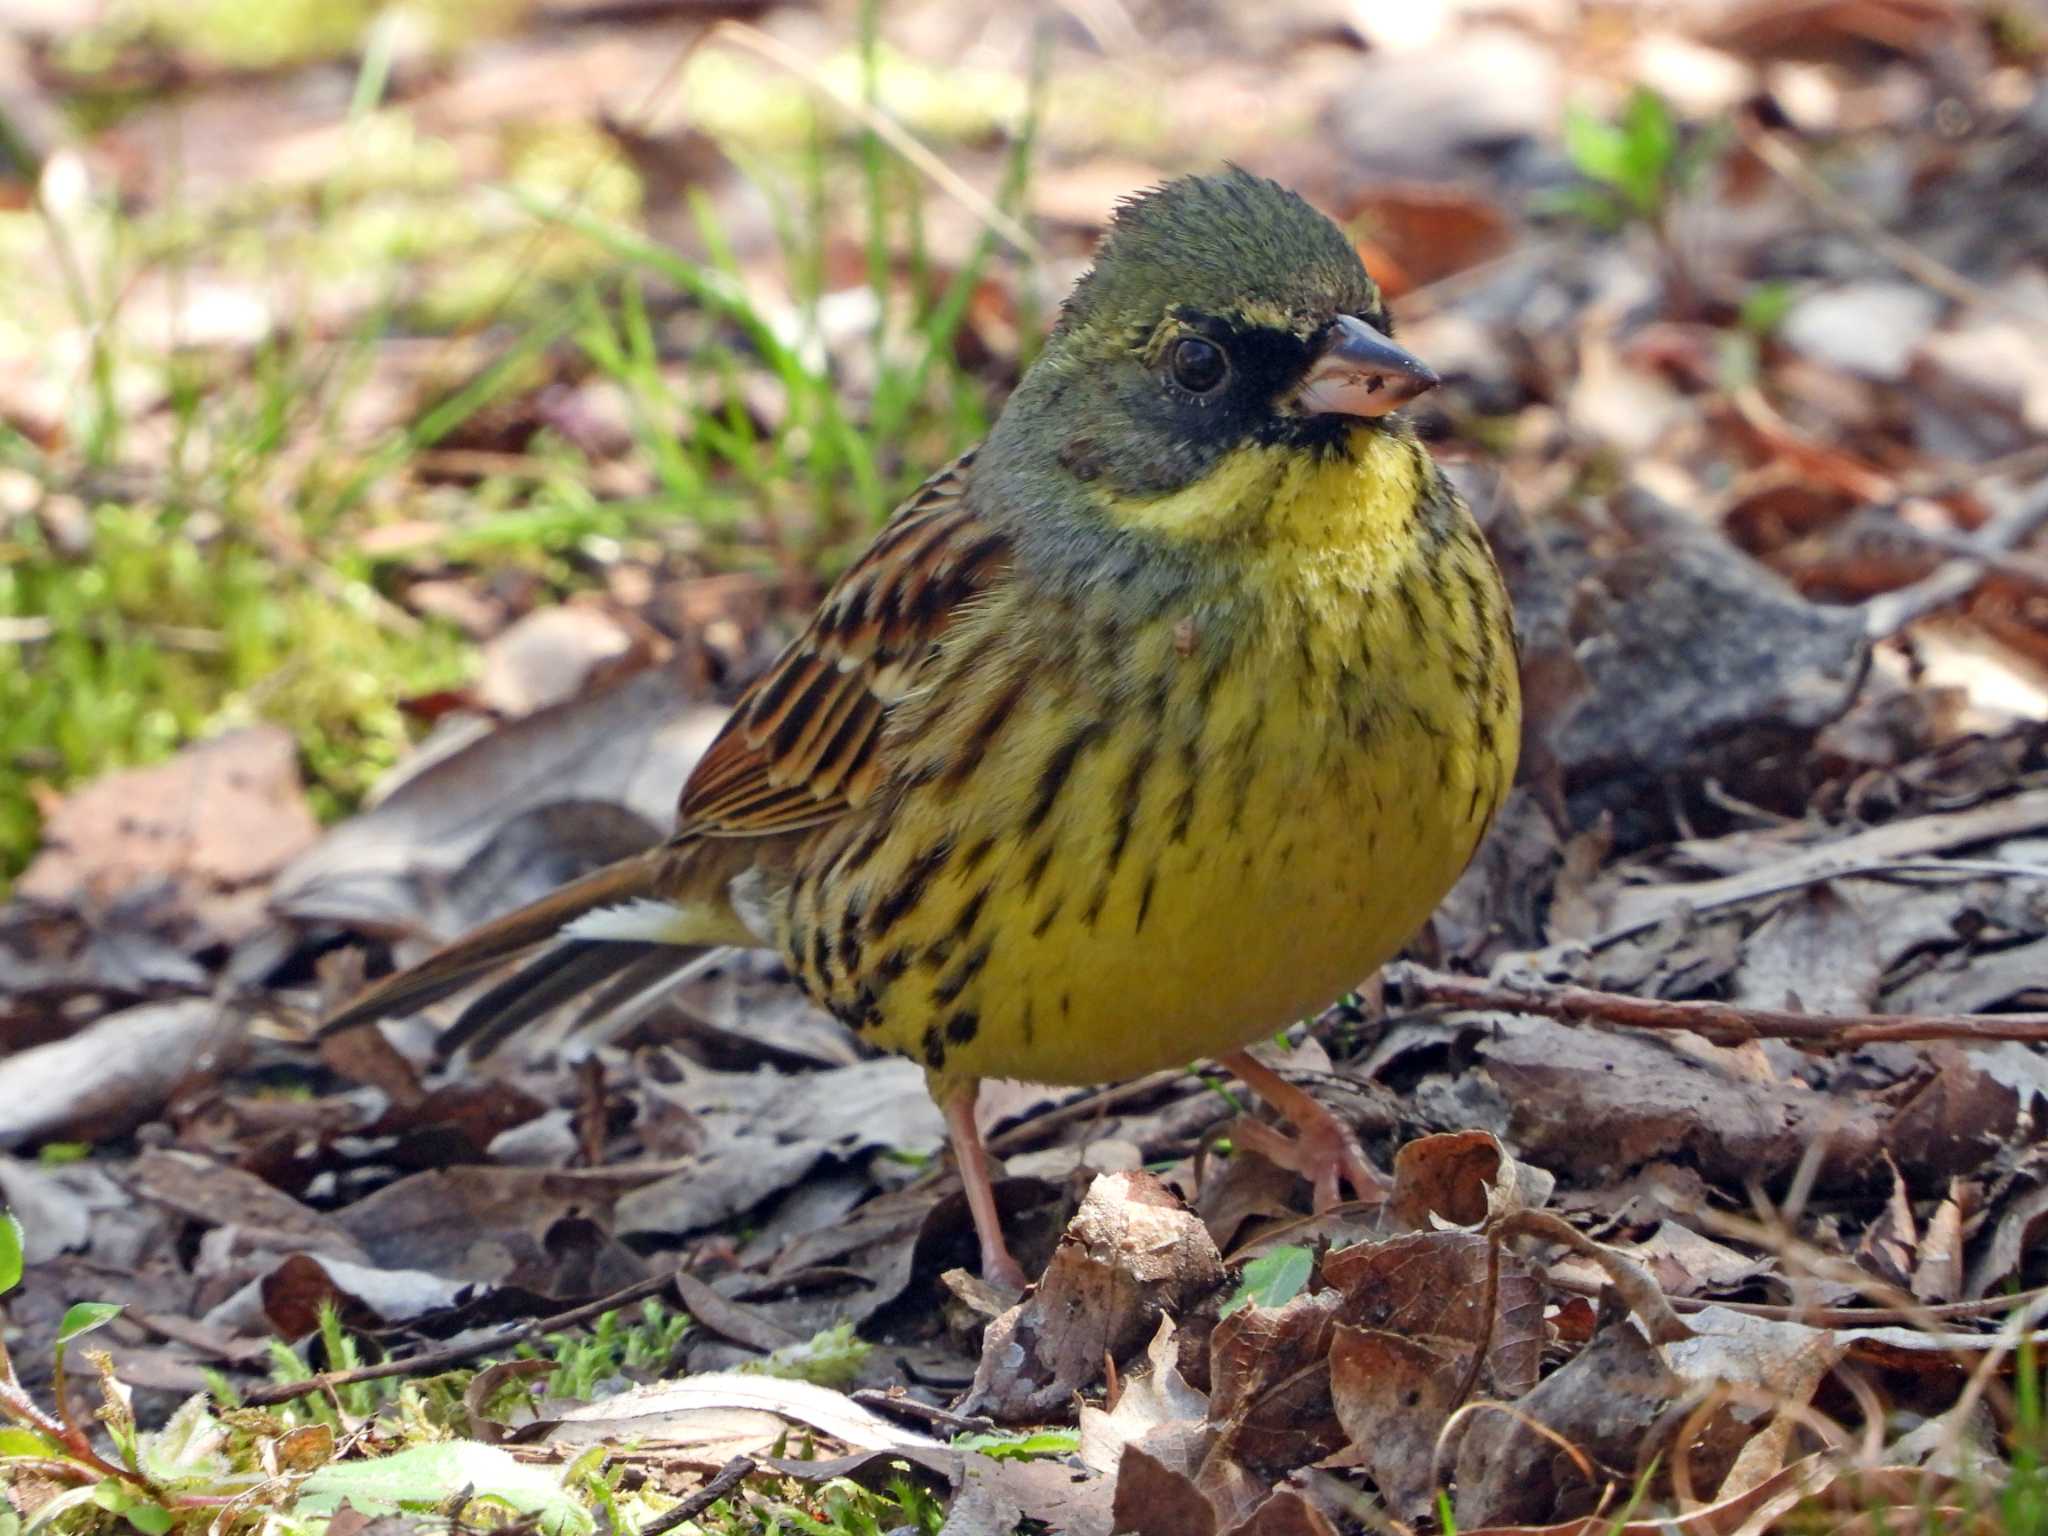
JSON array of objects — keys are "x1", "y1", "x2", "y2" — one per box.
[{"x1": 1293, "y1": 314, "x2": 1440, "y2": 419}]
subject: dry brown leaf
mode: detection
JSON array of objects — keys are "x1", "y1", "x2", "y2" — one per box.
[
  {"x1": 1473, "y1": 1015, "x2": 1886, "y2": 1192},
  {"x1": 1205, "y1": 1288, "x2": 1346, "y2": 1477},
  {"x1": 1390, "y1": 1129, "x2": 1552, "y2": 1231},
  {"x1": 1965, "y1": 1173, "x2": 2048, "y2": 1299},
  {"x1": 331, "y1": 1165, "x2": 649, "y2": 1295},
  {"x1": 1616, "y1": 1221, "x2": 1774, "y2": 1300},
  {"x1": 964, "y1": 1171, "x2": 1223, "y2": 1421},
  {"x1": 1453, "y1": 1313, "x2": 1685, "y2": 1527},
  {"x1": 1885, "y1": 1047, "x2": 2022, "y2": 1182},
  {"x1": 1324, "y1": 1231, "x2": 1545, "y2": 1397},
  {"x1": 1498, "y1": 1210, "x2": 1693, "y2": 1346},
  {"x1": 21, "y1": 726, "x2": 318, "y2": 946},
  {"x1": 1911, "y1": 1181, "x2": 1968, "y2": 1304},
  {"x1": 1112, "y1": 1444, "x2": 1221, "y2": 1536},
  {"x1": 1079, "y1": 1315, "x2": 1211, "y2": 1470},
  {"x1": 1325, "y1": 1324, "x2": 1467, "y2": 1518},
  {"x1": 1341, "y1": 182, "x2": 1512, "y2": 295},
  {"x1": 128, "y1": 1151, "x2": 370, "y2": 1267},
  {"x1": 1220, "y1": 1486, "x2": 1342, "y2": 1536},
  {"x1": 474, "y1": 605, "x2": 648, "y2": 717},
  {"x1": 1855, "y1": 1152, "x2": 1919, "y2": 1288},
  {"x1": 272, "y1": 662, "x2": 721, "y2": 939}
]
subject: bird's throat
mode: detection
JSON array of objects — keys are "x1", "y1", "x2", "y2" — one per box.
[{"x1": 1095, "y1": 423, "x2": 1435, "y2": 560}]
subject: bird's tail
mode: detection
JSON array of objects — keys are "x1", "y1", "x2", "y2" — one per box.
[{"x1": 319, "y1": 845, "x2": 734, "y2": 1061}]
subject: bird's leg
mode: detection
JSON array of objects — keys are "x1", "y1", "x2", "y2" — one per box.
[
  {"x1": 938, "y1": 1079, "x2": 1029, "y2": 1292},
  {"x1": 1221, "y1": 1048, "x2": 1390, "y2": 1211}
]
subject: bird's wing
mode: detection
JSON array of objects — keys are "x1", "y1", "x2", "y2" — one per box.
[{"x1": 677, "y1": 449, "x2": 1008, "y2": 838}]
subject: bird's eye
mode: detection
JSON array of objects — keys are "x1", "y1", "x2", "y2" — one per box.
[{"x1": 1168, "y1": 336, "x2": 1227, "y2": 394}]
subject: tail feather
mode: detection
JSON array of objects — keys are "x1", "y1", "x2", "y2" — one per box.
[
  {"x1": 436, "y1": 938, "x2": 669, "y2": 1062},
  {"x1": 567, "y1": 946, "x2": 727, "y2": 1049},
  {"x1": 320, "y1": 851, "x2": 670, "y2": 1038}
]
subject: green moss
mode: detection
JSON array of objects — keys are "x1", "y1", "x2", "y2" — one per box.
[{"x1": 0, "y1": 501, "x2": 469, "y2": 877}]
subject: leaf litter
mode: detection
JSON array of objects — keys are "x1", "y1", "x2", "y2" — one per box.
[{"x1": 6, "y1": 0, "x2": 2048, "y2": 1532}]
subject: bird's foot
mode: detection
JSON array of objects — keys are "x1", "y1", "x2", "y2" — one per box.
[
  {"x1": 939, "y1": 1078, "x2": 1031, "y2": 1293},
  {"x1": 978, "y1": 1236, "x2": 1029, "y2": 1295},
  {"x1": 1221, "y1": 1048, "x2": 1390, "y2": 1211}
]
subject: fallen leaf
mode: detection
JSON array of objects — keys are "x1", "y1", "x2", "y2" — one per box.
[
  {"x1": 1390, "y1": 1129, "x2": 1552, "y2": 1231},
  {"x1": 128, "y1": 1151, "x2": 370, "y2": 1266},
  {"x1": 1327, "y1": 1323, "x2": 1467, "y2": 1518},
  {"x1": 272, "y1": 662, "x2": 721, "y2": 939},
  {"x1": 474, "y1": 605, "x2": 645, "y2": 717},
  {"x1": 1452, "y1": 1314, "x2": 1697, "y2": 1528},
  {"x1": 544, "y1": 1370, "x2": 944, "y2": 1455},
  {"x1": 1324, "y1": 1231, "x2": 1544, "y2": 1397},
  {"x1": 964, "y1": 1171, "x2": 1223, "y2": 1421},
  {"x1": 0, "y1": 1000, "x2": 243, "y2": 1149},
  {"x1": 330, "y1": 1166, "x2": 648, "y2": 1294},
  {"x1": 1206, "y1": 1289, "x2": 1344, "y2": 1478},
  {"x1": 1078, "y1": 1315, "x2": 1212, "y2": 1477},
  {"x1": 21, "y1": 726, "x2": 318, "y2": 947},
  {"x1": 1340, "y1": 182, "x2": 1512, "y2": 293}
]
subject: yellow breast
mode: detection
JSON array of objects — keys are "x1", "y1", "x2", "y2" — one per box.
[{"x1": 782, "y1": 428, "x2": 1519, "y2": 1089}]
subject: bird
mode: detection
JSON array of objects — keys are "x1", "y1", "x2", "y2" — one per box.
[{"x1": 321, "y1": 168, "x2": 1521, "y2": 1291}]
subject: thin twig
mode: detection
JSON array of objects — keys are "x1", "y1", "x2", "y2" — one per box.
[
  {"x1": 1739, "y1": 120, "x2": 2048, "y2": 331},
  {"x1": 1583, "y1": 784, "x2": 2048, "y2": 950},
  {"x1": 240, "y1": 1269, "x2": 681, "y2": 1406},
  {"x1": 1388, "y1": 963, "x2": 2048, "y2": 1047},
  {"x1": 850, "y1": 1389, "x2": 995, "y2": 1437},
  {"x1": 637, "y1": 1455, "x2": 756, "y2": 1536},
  {"x1": 1862, "y1": 474, "x2": 2048, "y2": 639},
  {"x1": 1548, "y1": 1267, "x2": 2048, "y2": 1330}
]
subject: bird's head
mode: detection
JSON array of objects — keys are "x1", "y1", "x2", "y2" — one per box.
[{"x1": 990, "y1": 168, "x2": 1439, "y2": 508}]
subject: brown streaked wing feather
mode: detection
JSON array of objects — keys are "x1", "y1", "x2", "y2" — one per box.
[{"x1": 677, "y1": 450, "x2": 1006, "y2": 838}]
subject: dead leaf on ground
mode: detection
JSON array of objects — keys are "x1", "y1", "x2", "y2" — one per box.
[
  {"x1": 128, "y1": 1150, "x2": 370, "y2": 1266},
  {"x1": 473, "y1": 604, "x2": 649, "y2": 717},
  {"x1": 1205, "y1": 1289, "x2": 1345, "y2": 1481},
  {"x1": 1453, "y1": 1313, "x2": 1694, "y2": 1527},
  {"x1": 1390, "y1": 1129, "x2": 1553, "y2": 1231},
  {"x1": 1324, "y1": 1231, "x2": 1545, "y2": 1398},
  {"x1": 1341, "y1": 181, "x2": 1513, "y2": 295},
  {"x1": 1078, "y1": 1315, "x2": 1212, "y2": 1478},
  {"x1": 616, "y1": 1055, "x2": 947, "y2": 1238},
  {"x1": 246, "y1": 1252, "x2": 478, "y2": 1340},
  {"x1": 543, "y1": 1371, "x2": 944, "y2": 1457},
  {"x1": 271, "y1": 662, "x2": 722, "y2": 939},
  {"x1": 1469, "y1": 1014, "x2": 1888, "y2": 1190},
  {"x1": 0, "y1": 998, "x2": 244, "y2": 1149},
  {"x1": 964, "y1": 1171, "x2": 1224, "y2": 1421},
  {"x1": 20, "y1": 725, "x2": 319, "y2": 948},
  {"x1": 1326, "y1": 1323, "x2": 1470, "y2": 1519},
  {"x1": 329, "y1": 1165, "x2": 649, "y2": 1295}
]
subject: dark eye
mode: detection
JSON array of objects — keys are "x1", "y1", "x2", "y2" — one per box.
[{"x1": 1168, "y1": 336, "x2": 1227, "y2": 394}]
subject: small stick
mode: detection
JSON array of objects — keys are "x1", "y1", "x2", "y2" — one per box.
[
  {"x1": 1739, "y1": 120, "x2": 2048, "y2": 330},
  {"x1": 1550, "y1": 1273, "x2": 2048, "y2": 1329},
  {"x1": 241, "y1": 1270, "x2": 681, "y2": 1406},
  {"x1": 1862, "y1": 474, "x2": 2048, "y2": 639},
  {"x1": 637, "y1": 1456, "x2": 757, "y2": 1536},
  {"x1": 851, "y1": 1389, "x2": 995, "y2": 1436},
  {"x1": 1388, "y1": 963, "x2": 2048, "y2": 1047}
]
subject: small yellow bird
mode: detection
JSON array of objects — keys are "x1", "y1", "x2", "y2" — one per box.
[{"x1": 324, "y1": 170, "x2": 1520, "y2": 1289}]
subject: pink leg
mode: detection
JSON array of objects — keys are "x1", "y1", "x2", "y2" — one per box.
[
  {"x1": 1221, "y1": 1049, "x2": 1390, "y2": 1211},
  {"x1": 939, "y1": 1080, "x2": 1029, "y2": 1291}
]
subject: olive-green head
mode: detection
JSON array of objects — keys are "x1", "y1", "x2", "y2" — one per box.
[{"x1": 984, "y1": 168, "x2": 1439, "y2": 505}]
